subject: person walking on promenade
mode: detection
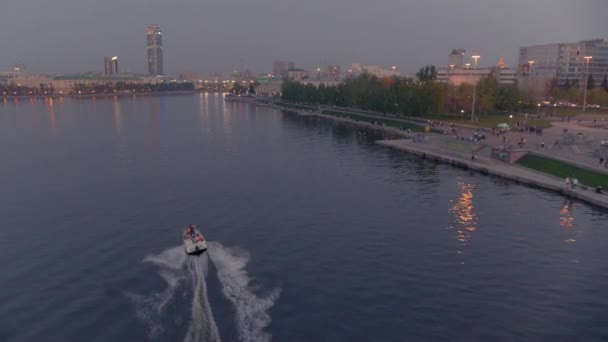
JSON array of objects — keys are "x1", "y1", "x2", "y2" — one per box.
[
  {"x1": 601, "y1": 157, "x2": 605, "y2": 166},
  {"x1": 565, "y1": 176, "x2": 571, "y2": 189}
]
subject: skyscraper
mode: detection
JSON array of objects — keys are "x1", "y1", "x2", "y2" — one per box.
[
  {"x1": 146, "y1": 25, "x2": 163, "y2": 75},
  {"x1": 104, "y1": 56, "x2": 119, "y2": 75},
  {"x1": 448, "y1": 49, "x2": 466, "y2": 69},
  {"x1": 272, "y1": 61, "x2": 295, "y2": 79}
]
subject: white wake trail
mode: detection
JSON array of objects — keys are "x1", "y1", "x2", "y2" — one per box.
[
  {"x1": 128, "y1": 245, "x2": 220, "y2": 342},
  {"x1": 207, "y1": 241, "x2": 281, "y2": 342},
  {"x1": 184, "y1": 254, "x2": 221, "y2": 342}
]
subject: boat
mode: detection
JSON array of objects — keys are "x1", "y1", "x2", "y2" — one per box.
[{"x1": 183, "y1": 225, "x2": 207, "y2": 255}]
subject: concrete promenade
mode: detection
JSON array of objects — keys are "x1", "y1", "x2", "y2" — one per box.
[
  {"x1": 226, "y1": 96, "x2": 608, "y2": 209},
  {"x1": 377, "y1": 139, "x2": 608, "y2": 209}
]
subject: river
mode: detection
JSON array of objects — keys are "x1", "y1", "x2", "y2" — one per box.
[{"x1": 1, "y1": 94, "x2": 608, "y2": 341}]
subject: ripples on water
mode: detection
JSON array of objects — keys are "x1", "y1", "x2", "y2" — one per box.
[{"x1": 1, "y1": 94, "x2": 608, "y2": 341}]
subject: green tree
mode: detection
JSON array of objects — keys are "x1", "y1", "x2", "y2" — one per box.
[
  {"x1": 475, "y1": 74, "x2": 499, "y2": 115},
  {"x1": 587, "y1": 74, "x2": 595, "y2": 90},
  {"x1": 416, "y1": 65, "x2": 437, "y2": 82},
  {"x1": 231, "y1": 82, "x2": 246, "y2": 94}
]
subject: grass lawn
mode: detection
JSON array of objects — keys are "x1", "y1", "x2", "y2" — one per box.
[
  {"x1": 516, "y1": 154, "x2": 608, "y2": 189},
  {"x1": 434, "y1": 114, "x2": 552, "y2": 129},
  {"x1": 276, "y1": 102, "x2": 315, "y2": 111},
  {"x1": 322, "y1": 110, "x2": 436, "y2": 132},
  {"x1": 549, "y1": 106, "x2": 608, "y2": 117}
]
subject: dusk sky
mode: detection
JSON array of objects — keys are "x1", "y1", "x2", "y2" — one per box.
[{"x1": 0, "y1": 0, "x2": 606, "y2": 76}]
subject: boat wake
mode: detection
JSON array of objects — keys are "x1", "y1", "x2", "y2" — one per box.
[
  {"x1": 128, "y1": 246, "x2": 220, "y2": 341},
  {"x1": 130, "y1": 242, "x2": 279, "y2": 342},
  {"x1": 184, "y1": 254, "x2": 221, "y2": 342},
  {"x1": 207, "y1": 241, "x2": 281, "y2": 342}
]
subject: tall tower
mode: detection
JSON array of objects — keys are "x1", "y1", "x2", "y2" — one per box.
[
  {"x1": 146, "y1": 25, "x2": 163, "y2": 75},
  {"x1": 104, "y1": 56, "x2": 119, "y2": 75}
]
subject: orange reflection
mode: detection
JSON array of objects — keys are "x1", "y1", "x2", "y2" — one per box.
[
  {"x1": 560, "y1": 199, "x2": 577, "y2": 243},
  {"x1": 48, "y1": 97, "x2": 56, "y2": 136},
  {"x1": 449, "y1": 179, "x2": 477, "y2": 255},
  {"x1": 113, "y1": 96, "x2": 122, "y2": 136}
]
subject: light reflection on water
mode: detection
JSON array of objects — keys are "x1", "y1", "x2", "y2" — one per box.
[
  {"x1": 449, "y1": 178, "x2": 477, "y2": 257},
  {"x1": 560, "y1": 199, "x2": 577, "y2": 243}
]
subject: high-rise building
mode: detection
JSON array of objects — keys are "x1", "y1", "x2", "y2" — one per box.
[
  {"x1": 272, "y1": 61, "x2": 295, "y2": 79},
  {"x1": 104, "y1": 56, "x2": 119, "y2": 75},
  {"x1": 146, "y1": 25, "x2": 163, "y2": 75},
  {"x1": 448, "y1": 49, "x2": 466, "y2": 69},
  {"x1": 518, "y1": 38, "x2": 608, "y2": 90},
  {"x1": 327, "y1": 65, "x2": 341, "y2": 80}
]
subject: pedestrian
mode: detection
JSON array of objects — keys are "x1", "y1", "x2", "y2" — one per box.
[
  {"x1": 541, "y1": 141, "x2": 545, "y2": 148},
  {"x1": 555, "y1": 140, "x2": 559, "y2": 147},
  {"x1": 601, "y1": 157, "x2": 605, "y2": 165},
  {"x1": 565, "y1": 176, "x2": 571, "y2": 189},
  {"x1": 502, "y1": 135, "x2": 506, "y2": 144},
  {"x1": 572, "y1": 178, "x2": 578, "y2": 189}
]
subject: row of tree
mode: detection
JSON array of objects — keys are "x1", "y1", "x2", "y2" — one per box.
[
  {"x1": 547, "y1": 75, "x2": 608, "y2": 107},
  {"x1": 281, "y1": 68, "x2": 531, "y2": 117}
]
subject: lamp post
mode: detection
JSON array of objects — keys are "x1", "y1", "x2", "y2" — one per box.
[
  {"x1": 528, "y1": 60, "x2": 535, "y2": 75},
  {"x1": 461, "y1": 109, "x2": 464, "y2": 121},
  {"x1": 528, "y1": 60, "x2": 535, "y2": 97},
  {"x1": 471, "y1": 55, "x2": 480, "y2": 121},
  {"x1": 582, "y1": 56, "x2": 593, "y2": 112}
]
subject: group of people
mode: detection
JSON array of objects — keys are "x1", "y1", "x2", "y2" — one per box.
[
  {"x1": 565, "y1": 176, "x2": 579, "y2": 190},
  {"x1": 185, "y1": 224, "x2": 203, "y2": 242}
]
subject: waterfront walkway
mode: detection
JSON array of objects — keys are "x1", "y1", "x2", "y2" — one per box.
[
  {"x1": 377, "y1": 139, "x2": 608, "y2": 209},
  {"x1": 226, "y1": 95, "x2": 608, "y2": 209}
]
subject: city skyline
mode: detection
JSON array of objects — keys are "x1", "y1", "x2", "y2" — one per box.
[{"x1": 0, "y1": 0, "x2": 606, "y2": 75}]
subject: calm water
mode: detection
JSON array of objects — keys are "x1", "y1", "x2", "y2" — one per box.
[{"x1": 1, "y1": 94, "x2": 608, "y2": 341}]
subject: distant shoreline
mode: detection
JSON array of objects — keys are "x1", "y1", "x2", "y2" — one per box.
[{"x1": 0, "y1": 90, "x2": 225, "y2": 101}]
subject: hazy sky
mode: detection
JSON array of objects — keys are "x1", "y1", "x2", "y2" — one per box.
[{"x1": 0, "y1": 0, "x2": 606, "y2": 76}]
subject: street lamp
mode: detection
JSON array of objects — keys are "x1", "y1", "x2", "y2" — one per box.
[
  {"x1": 471, "y1": 55, "x2": 480, "y2": 121},
  {"x1": 583, "y1": 56, "x2": 593, "y2": 112},
  {"x1": 528, "y1": 60, "x2": 535, "y2": 75},
  {"x1": 449, "y1": 64, "x2": 455, "y2": 85},
  {"x1": 461, "y1": 109, "x2": 465, "y2": 120}
]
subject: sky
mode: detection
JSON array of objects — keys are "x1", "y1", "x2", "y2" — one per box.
[{"x1": 0, "y1": 0, "x2": 606, "y2": 76}]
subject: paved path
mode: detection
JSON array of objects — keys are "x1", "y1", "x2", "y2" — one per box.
[{"x1": 378, "y1": 139, "x2": 608, "y2": 209}]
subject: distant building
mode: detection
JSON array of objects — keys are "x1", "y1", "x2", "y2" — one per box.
[
  {"x1": 272, "y1": 61, "x2": 295, "y2": 79},
  {"x1": 448, "y1": 49, "x2": 466, "y2": 69},
  {"x1": 349, "y1": 64, "x2": 362, "y2": 76},
  {"x1": 518, "y1": 38, "x2": 608, "y2": 94},
  {"x1": 361, "y1": 65, "x2": 399, "y2": 78},
  {"x1": 146, "y1": 24, "x2": 163, "y2": 75},
  {"x1": 436, "y1": 64, "x2": 517, "y2": 86},
  {"x1": 104, "y1": 56, "x2": 119, "y2": 75},
  {"x1": 287, "y1": 69, "x2": 308, "y2": 81},
  {"x1": 327, "y1": 65, "x2": 341, "y2": 80}
]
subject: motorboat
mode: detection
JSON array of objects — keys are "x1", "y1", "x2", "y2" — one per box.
[{"x1": 183, "y1": 225, "x2": 207, "y2": 255}]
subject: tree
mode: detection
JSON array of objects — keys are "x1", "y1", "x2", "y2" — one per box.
[
  {"x1": 587, "y1": 74, "x2": 595, "y2": 90},
  {"x1": 416, "y1": 65, "x2": 437, "y2": 82},
  {"x1": 475, "y1": 74, "x2": 499, "y2": 114},
  {"x1": 601, "y1": 74, "x2": 608, "y2": 92},
  {"x1": 231, "y1": 82, "x2": 246, "y2": 94},
  {"x1": 495, "y1": 84, "x2": 523, "y2": 113}
]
